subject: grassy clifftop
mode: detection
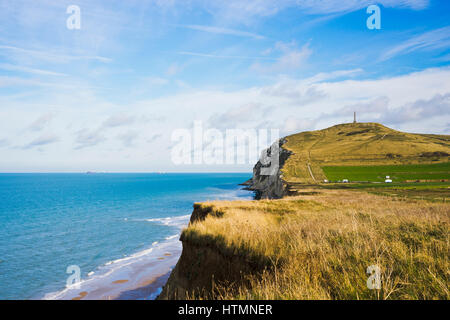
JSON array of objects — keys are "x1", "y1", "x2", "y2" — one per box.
[
  {"x1": 161, "y1": 189, "x2": 449, "y2": 300},
  {"x1": 159, "y1": 123, "x2": 449, "y2": 300},
  {"x1": 281, "y1": 123, "x2": 450, "y2": 183}
]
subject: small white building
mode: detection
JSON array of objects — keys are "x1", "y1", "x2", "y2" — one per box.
[
  {"x1": 385, "y1": 176, "x2": 392, "y2": 183},
  {"x1": 343, "y1": 179, "x2": 349, "y2": 183}
]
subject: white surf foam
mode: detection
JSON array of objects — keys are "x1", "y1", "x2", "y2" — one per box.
[{"x1": 43, "y1": 215, "x2": 190, "y2": 300}]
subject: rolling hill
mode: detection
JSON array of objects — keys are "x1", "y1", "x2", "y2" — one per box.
[{"x1": 281, "y1": 122, "x2": 450, "y2": 184}]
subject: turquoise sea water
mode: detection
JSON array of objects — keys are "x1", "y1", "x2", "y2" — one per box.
[{"x1": 0, "y1": 173, "x2": 252, "y2": 300}]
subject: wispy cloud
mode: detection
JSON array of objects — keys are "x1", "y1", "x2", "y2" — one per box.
[
  {"x1": 381, "y1": 26, "x2": 450, "y2": 61},
  {"x1": 0, "y1": 138, "x2": 9, "y2": 148},
  {"x1": 147, "y1": 133, "x2": 162, "y2": 143},
  {"x1": 251, "y1": 42, "x2": 312, "y2": 73},
  {"x1": 178, "y1": 24, "x2": 265, "y2": 39},
  {"x1": 102, "y1": 114, "x2": 136, "y2": 129},
  {"x1": 324, "y1": 93, "x2": 450, "y2": 125},
  {"x1": 0, "y1": 45, "x2": 112, "y2": 64},
  {"x1": 208, "y1": 103, "x2": 272, "y2": 129},
  {"x1": 22, "y1": 134, "x2": 59, "y2": 149},
  {"x1": 305, "y1": 68, "x2": 364, "y2": 83},
  {"x1": 27, "y1": 113, "x2": 54, "y2": 132},
  {"x1": 380, "y1": 93, "x2": 450, "y2": 124},
  {"x1": 295, "y1": 0, "x2": 429, "y2": 14},
  {"x1": 177, "y1": 51, "x2": 276, "y2": 60},
  {"x1": 0, "y1": 63, "x2": 67, "y2": 76},
  {"x1": 166, "y1": 63, "x2": 183, "y2": 76},
  {"x1": 117, "y1": 131, "x2": 139, "y2": 148},
  {"x1": 0, "y1": 76, "x2": 97, "y2": 90},
  {"x1": 75, "y1": 129, "x2": 106, "y2": 149},
  {"x1": 196, "y1": 0, "x2": 430, "y2": 23}
]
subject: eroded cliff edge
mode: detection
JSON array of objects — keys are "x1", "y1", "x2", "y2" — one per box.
[
  {"x1": 243, "y1": 138, "x2": 292, "y2": 199},
  {"x1": 157, "y1": 204, "x2": 271, "y2": 299},
  {"x1": 158, "y1": 139, "x2": 292, "y2": 299}
]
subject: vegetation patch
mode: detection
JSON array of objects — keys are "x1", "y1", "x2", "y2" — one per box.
[
  {"x1": 322, "y1": 162, "x2": 450, "y2": 182},
  {"x1": 180, "y1": 190, "x2": 449, "y2": 300},
  {"x1": 345, "y1": 129, "x2": 371, "y2": 136}
]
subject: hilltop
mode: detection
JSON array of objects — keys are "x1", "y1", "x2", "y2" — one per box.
[{"x1": 247, "y1": 122, "x2": 450, "y2": 198}]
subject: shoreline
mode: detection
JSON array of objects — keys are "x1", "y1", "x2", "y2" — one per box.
[
  {"x1": 44, "y1": 232, "x2": 183, "y2": 300},
  {"x1": 114, "y1": 270, "x2": 172, "y2": 300},
  {"x1": 40, "y1": 184, "x2": 253, "y2": 300}
]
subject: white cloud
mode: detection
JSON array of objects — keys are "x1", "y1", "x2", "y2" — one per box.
[
  {"x1": 166, "y1": 63, "x2": 182, "y2": 76},
  {"x1": 178, "y1": 24, "x2": 265, "y2": 39},
  {"x1": 0, "y1": 138, "x2": 10, "y2": 148},
  {"x1": 0, "y1": 63, "x2": 67, "y2": 76},
  {"x1": 144, "y1": 77, "x2": 169, "y2": 86},
  {"x1": 185, "y1": 0, "x2": 430, "y2": 23},
  {"x1": 305, "y1": 69, "x2": 364, "y2": 83},
  {"x1": 1, "y1": 66, "x2": 449, "y2": 171},
  {"x1": 23, "y1": 134, "x2": 59, "y2": 149},
  {"x1": 381, "y1": 26, "x2": 450, "y2": 61},
  {"x1": 147, "y1": 133, "x2": 163, "y2": 143},
  {"x1": 282, "y1": 117, "x2": 318, "y2": 135},
  {"x1": 117, "y1": 131, "x2": 139, "y2": 148},
  {"x1": 251, "y1": 42, "x2": 312, "y2": 73},
  {"x1": 380, "y1": 93, "x2": 450, "y2": 124},
  {"x1": 27, "y1": 113, "x2": 54, "y2": 132},
  {"x1": 149, "y1": 0, "x2": 429, "y2": 25},
  {"x1": 323, "y1": 93, "x2": 450, "y2": 126},
  {"x1": 75, "y1": 129, "x2": 106, "y2": 149},
  {"x1": 261, "y1": 83, "x2": 326, "y2": 104},
  {"x1": 0, "y1": 45, "x2": 112, "y2": 64},
  {"x1": 208, "y1": 103, "x2": 272, "y2": 129},
  {"x1": 102, "y1": 114, "x2": 136, "y2": 128},
  {"x1": 176, "y1": 51, "x2": 276, "y2": 60},
  {"x1": 294, "y1": 0, "x2": 429, "y2": 14}
]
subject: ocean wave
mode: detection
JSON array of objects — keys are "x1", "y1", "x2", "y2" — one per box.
[
  {"x1": 205, "y1": 187, "x2": 253, "y2": 201},
  {"x1": 143, "y1": 214, "x2": 191, "y2": 228},
  {"x1": 43, "y1": 232, "x2": 182, "y2": 300}
]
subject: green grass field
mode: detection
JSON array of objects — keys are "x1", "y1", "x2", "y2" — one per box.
[{"x1": 322, "y1": 162, "x2": 450, "y2": 182}]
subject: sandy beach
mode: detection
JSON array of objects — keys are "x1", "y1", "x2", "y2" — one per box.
[{"x1": 45, "y1": 238, "x2": 182, "y2": 300}]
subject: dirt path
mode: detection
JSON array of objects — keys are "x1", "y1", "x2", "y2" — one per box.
[
  {"x1": 306, "y1": 133, "x2": 325, "y2": 183},
  {"x1": 307, "y1": 163, "x2": 316, "y2": 182}
]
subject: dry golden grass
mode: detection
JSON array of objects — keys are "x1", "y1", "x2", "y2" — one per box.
[{"x1": 182, "y1": 189, "x2": 449, "y2": 300}]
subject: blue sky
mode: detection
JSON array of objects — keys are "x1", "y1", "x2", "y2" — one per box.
[{"x1": 0, "y1": 0, "x2": 449, "y2": 172}]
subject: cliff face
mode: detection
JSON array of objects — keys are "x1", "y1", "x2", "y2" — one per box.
[
  {"x1": 158, "y1": 139, "x2": 292, "y2": 299},
  {"x1": 245, "y1": 138, "x2": 292, "y2": 199},
  {"x1": 157, "y1": 205, "x2": 267, "y2": 299},
  {"x1": 157, "y1": 241, "x2": 256, "y2": 299},
  {"x1": 158, "y1": 139, "x2": 292, "y2": 298}
]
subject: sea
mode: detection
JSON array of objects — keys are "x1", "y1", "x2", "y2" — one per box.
[{"x1": 0, "y1": 173, "x2": 253, "y2": 300}]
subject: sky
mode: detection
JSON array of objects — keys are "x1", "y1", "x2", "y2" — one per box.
[{"x1": 0, "y1": 0, "x2": 449, "y2": 172}]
